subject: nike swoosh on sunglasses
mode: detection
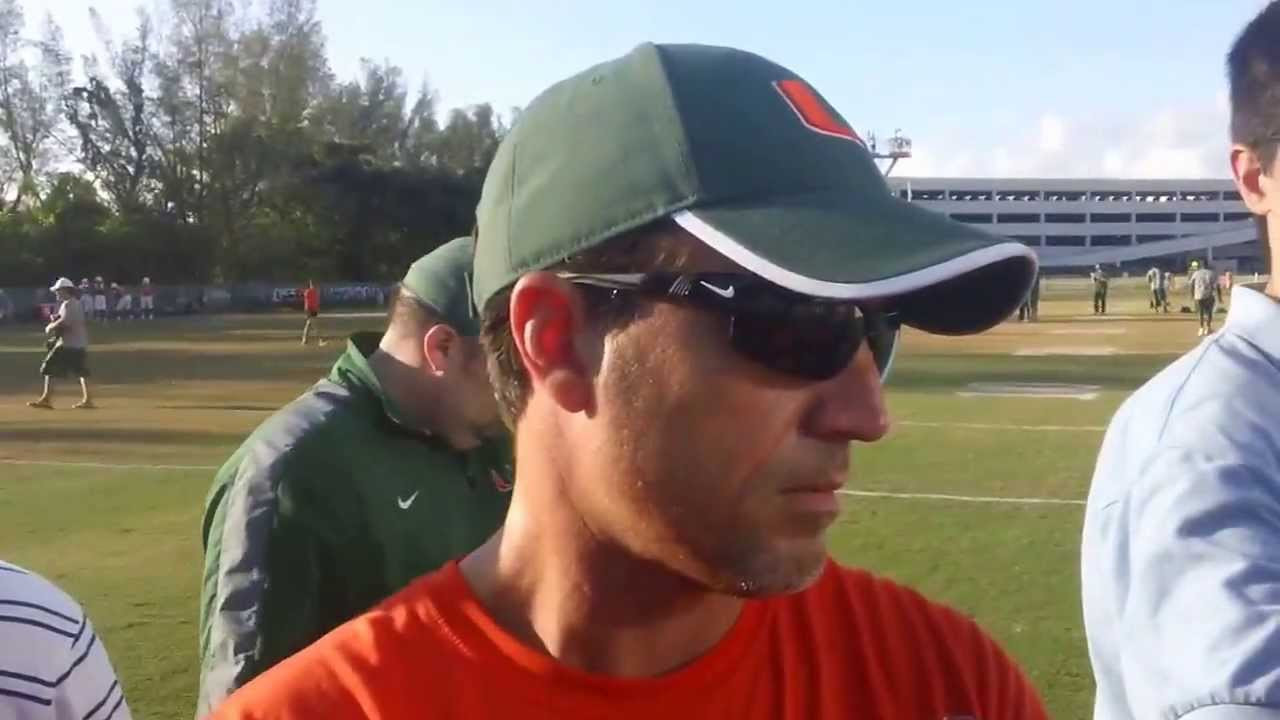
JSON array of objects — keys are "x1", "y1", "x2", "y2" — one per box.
[{"x1": 560, "y1": 272, "x2": 900, "y2": 382}]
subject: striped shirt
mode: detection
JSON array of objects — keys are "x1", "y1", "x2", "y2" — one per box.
[{"x1": 0, "y1": 561, "x2": 131, "y2": 720}]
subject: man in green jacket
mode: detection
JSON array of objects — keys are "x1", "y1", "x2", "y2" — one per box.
[{"x1": 195, "y1": 237, "x2": 511, "y2": 717}]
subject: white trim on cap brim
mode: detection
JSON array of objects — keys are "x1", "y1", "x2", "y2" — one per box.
[{"x1": 672, "y1": 209, "x2": 1037, "y2": 300}]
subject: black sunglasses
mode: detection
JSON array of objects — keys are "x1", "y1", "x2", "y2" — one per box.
[{"x1": 560, "y1": 272, "x2": 900, "y2": 382}]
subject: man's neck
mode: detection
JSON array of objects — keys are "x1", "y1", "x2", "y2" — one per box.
[
  {"x1": 368, "y1": 345, "x2": 444, "y2": 434},
  {"x1": 459, "y1": 434, "x2": 745, "y2": 678}
]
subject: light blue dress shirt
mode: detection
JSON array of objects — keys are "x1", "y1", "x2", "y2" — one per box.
[{"x1": 1084, "y1": 287, "x2": 1280, "y2": 720}]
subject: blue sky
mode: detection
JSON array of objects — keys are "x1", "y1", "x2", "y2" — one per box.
[{"x1": 41, "y1": 0, "x2": 1276, "y2": 177}]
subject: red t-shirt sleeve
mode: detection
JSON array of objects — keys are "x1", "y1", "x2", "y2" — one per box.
[
  {"x1": 944, "y1": 603, "x2": 1049, "y2": 720},
  {"x1": 205, "y1": 573, "x2": 449, "y2": 720},
  {"x1": 205, "y1": 640, "x2": 368, "y2": 720},
  {"x1": 823, "y1": 566, "x2": 1049, "y2": 720}
]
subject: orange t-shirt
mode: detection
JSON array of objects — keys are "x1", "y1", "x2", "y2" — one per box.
[
  {"x1": 209, "y1": 560, "x2": 1047, "y2": 720},
  {"x1": 302, "y1": 287, "x2": 319, "y2": 312}
]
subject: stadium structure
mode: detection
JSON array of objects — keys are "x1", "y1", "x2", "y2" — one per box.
[{"x1": 886, "y1": 177, "x2": 1263, "y2": 274}]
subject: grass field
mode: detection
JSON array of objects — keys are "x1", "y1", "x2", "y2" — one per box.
[{"x1": 0, "y1": 278, "x2": 1234, "y2": 719}]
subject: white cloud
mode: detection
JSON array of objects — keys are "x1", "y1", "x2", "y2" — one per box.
[
  {"x1": 1038, "y1": 114, "x2": 1066, "y2": 154},
  {"x1": 902, "y1": 99, "x2": 1231, "y2": 179}
]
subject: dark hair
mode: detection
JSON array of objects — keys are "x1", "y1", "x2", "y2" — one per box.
[
  {"x1": 479, "y1": 218, "x2": 691, "y2": 427},
  {"x1": 1228, "y1": 1, "x2": 1280, "y2": 172},
  {"x1": 385, "y1": 284, "x2": 444, "y2": 333}
]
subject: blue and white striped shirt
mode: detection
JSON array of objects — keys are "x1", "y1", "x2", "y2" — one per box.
[{"x1": 0, "y1": 561, "x2": 131, "y2": 720}]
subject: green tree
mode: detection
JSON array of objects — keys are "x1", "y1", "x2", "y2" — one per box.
[
  {"x1": 30, "y1": 172, "x2": 109, "y2": 276},
  {"x1": 431, "y1": 102, "x2": 503, "y2": 178},
  {"x1": 64, "y1": 9, "x2": 154, "y2": 212},
  {"x1": 0, "y1": 3, "x2": 70, "y2": 210},
  {"x1": 5, "y1": 0, "x2": 516, "y2": 286}
]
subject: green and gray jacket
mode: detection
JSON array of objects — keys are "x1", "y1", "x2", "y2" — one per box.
[{"x1": 195, "y1": 333, "x2": 512, "y2": 716}]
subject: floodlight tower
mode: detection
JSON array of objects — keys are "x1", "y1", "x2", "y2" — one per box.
[{"x1": 865, "y1": 128, "x2": 912, "y2": 177}]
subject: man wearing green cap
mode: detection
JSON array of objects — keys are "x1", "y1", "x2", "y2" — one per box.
[
  {"x1": 195, "y1": 237, "x2": 512, "y2": 717},
  {"x1": 212, "y1": 44, "x2": 1046, "y2": 720}
]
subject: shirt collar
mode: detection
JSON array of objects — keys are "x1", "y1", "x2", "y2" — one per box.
[
  {"x1": 1225, "y1": 286, "x2": 1280, "y2": 360},
  {"x1": 333, "y1": 334, "x2": 513, "y2": 469},
  {"x1": 331, "y1": 332, "x2": 419, "y2": 432}
]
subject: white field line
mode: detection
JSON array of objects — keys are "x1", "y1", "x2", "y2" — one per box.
[
  {"x1": 839, "y1": 489, "x2": 1084, "y2": 506},
  {"x1": 0, "y1": 460, "x2": 1085, "y2": 507},
  {"x1": 1049, "y1": 328, "x2": 1127, "y2": 335},
  {"x1": 955, "y1": 391, "x2": 1099, "y2": 400},
  {"x1": 897, "y1": 420, "x2": 1106, "y2": 432},
  {"x1": 0, "y1": 422, "x2": 1105, "y2": 473},
  {"x1": 1013, "y1": 347, "x2": 1118, "y2": 356},
  {"x1": 0, "y1": 458, "x2": 217, "y2": 471}
]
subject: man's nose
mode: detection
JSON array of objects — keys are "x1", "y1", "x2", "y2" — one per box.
[{"x1": 802, "y1": 343, "x2": 891, "y2": 443}]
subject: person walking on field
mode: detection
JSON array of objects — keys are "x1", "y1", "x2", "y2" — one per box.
[
  {"x1": 1189, "y1": 260, "x2": 1223, "y2": 337},
  {"x1": 1146, "y1": 266, "x2": 1167, "y2": 313},
  {"x1": 28, "y1": 277, "x2": 95, "y2": 410},
  {"x1": 1018, "y1": 269, "x2": 1042, "y2": 322},
  {"x1": 1091, "y1": 264, "x2": 1110, "y2": 315},
  {"x1": 301, "y1": 280, "x2": 323, "y2": 346}
]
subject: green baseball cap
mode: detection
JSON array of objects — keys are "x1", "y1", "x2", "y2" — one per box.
[
  {"x1": 473, "y1": 43, "x2": 1036, "y2": 334},
  {"x1": 401, "y1": 236, "x2": 479, "y2": 336}
]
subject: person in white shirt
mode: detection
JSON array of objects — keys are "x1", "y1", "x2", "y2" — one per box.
[
  {"x1": 1145, "y1": 266, "x2": 1169, "y2": 313},
  {"x1": 78, "y1": 279, "x2": 94, "y2": 320},
  {"x1": 114, "y1": 284, "x2": 133, "y2": 320},
  {"x1": 1188, "y1": 260, "x2": 1223, "y2": 337},
  {"x1": 0, "y1": 559, "x2": 133, "y2": 720},
  {"x1": 1082, "y1": 6, "x2": 1280, "y2": 717},
  {"x1": 92, "y1": 278, "x2": 107, "y2": 321},
  {"x1": 28, "y1": 277, "x2": 95, "y2": 410},
  {"x1": 139, "y1": 277, "x2": 154, "y2": 320}
]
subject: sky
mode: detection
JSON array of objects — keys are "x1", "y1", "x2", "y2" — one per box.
[{"x1": 36, "y1": 0, "x2": 1276, "y2": 179}]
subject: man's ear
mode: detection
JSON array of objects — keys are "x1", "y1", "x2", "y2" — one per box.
[
  {"x1": 509, "y1": 272, "x2": 593, "y2": 413},
  {"x1": 1230, "y1": 144, "x2": 1276, "y2": 217},
  {"x1": 422, "y1": 324, "x2": 460, "y2": 377}
]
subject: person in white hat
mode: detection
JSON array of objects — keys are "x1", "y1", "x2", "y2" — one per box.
[
  {"x1": 28, "y1": 277, "x2": 95, "y2": 409},
  {"x1": 140, "y1": 276, "x2": 155, "y2": 320}
]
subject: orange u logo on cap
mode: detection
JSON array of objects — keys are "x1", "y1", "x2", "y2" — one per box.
[{"x1": 774, "y1": 79, "x2": 866, "y2": 148}]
